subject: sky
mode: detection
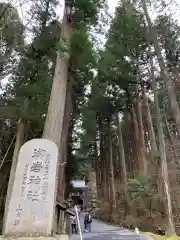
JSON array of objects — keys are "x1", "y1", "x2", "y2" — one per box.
[
  {"x1": 1, "y1": 0, "x2": 119, "y2": 50},
  {"x1": 5, "y1": 0, "x2": 180, "y2": 48},
  {"x1": 4, "y1": 0, "x2": 180, "y2": 37},
  {"x1": 7, "y1": 0, "x2": 118, "y2": 24},
  {"x1": 107, "y1": 0, "x2": 118, "y2": 14}
]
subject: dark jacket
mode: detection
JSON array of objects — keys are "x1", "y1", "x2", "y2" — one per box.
[{"x1": 84, "y1": 214, "x2": 92, "y2": 224}]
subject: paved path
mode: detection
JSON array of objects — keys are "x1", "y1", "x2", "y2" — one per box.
[{"x1": 71, "y1": 212, "x2": 146, "y2": 240}]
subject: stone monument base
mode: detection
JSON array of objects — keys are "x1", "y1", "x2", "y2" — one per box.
[{"x1": 0, "y1": 235, "x2": 69, "y2": 240}]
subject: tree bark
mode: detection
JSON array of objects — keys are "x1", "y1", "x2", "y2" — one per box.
[
  {"x1": 100, "y1": 122, "x2": 109, "y2": 202},
  {"x1": 143, "y1": 91, "x2": 158, "y2": 159},
  {"x1": 105, "y1": 141, "x2": 110, "y2": 203},
  {"x1": 131, "y1": 103, "x2": 147, "y2": 175},
  {"x1": 3, "y1": 120, "x2": 25, "y2": 233},
  {"x1": 42, "y1": 8, "x2": 71, "y2": 146},
  {"x1": 95, "y1": 158, "x2": 101, "y2": 201},
  {"x1": 163, "y1": 113, "x2": 179, "y2": 165},
  {"x1": 42, "y1": 7, "x2": 72, "y2": 234},
  {"x1": 136, "y1": 97, "x2": 148, "y2": 175},
  {"x1": 150, "y1": 53, "x2": 175, "y2": 236},
  {"x1": 141, "y1": 0, "x2": 180, "y2": 137},
  {"x1": 107, "y1": 120, "x2": 117, "y2": 218},
  {"x1": 98, "y1": 118, "x2": 103, "y2": 199},
  {"x1": 92, "y1": 133, "x2": 101, "y2": 202},
  {"x1": 117, "y1": 113, "x2": 130, "y2": 214},
  {"x1": 123, "y1": 113, "x2": 134, "y2": 177},
  {"x1": 116, "y1": 113, "x2": 127, "y2": 186},
  {"x1": 131, "y1": 105, "x2": 139, "y2": 161},
  {"x1": 57, "y1": 79, "x2": 73, "y2": 202},
  {"x1": 64, "y1": 119, "x2": 74, "y2": 199}
]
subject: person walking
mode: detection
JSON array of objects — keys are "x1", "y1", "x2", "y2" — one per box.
[
  {"x1": 71, "y1": 216, "x2": 77, "y2": 234},
  {"x1": 84, "y1": 212, "x2": 89, "y2": 232},
  {"x1": 88, "y1": 213, "x2": 92, "y2": 232},
  {"x1": 84, "y1": 212, "x2": 92, "y2": 232}
]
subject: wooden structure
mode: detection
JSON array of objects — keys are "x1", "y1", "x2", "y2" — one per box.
[
  {"x1": 54, "y1": 200, "x2": 75, "y2": 235},
  {"x1": 70, "y1": 180, "x2": 87, "y2": 208}
]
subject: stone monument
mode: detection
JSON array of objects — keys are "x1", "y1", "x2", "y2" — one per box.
[{"x1": 4, "y1": 139, "x2": 59, "y2": 237}]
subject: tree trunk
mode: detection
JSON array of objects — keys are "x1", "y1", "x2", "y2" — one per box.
[
  {"x1": 64, "y1": 119, "x2": 74, "y2": 199},
  {"x1": 117, "y1": 113, "x2": 130, "y2": 214},
  {"x1": 136, "y1": 98, "x2": 148, "y2": 175},
  {"x1": 150, "y1": 54, "x2": 175, "y2": 236},
  {"x1": 42, "y1": 7, "x2": 71, "y2": 146},
  {"x1": 93, "y1": 133, "x2": 101, "y2": 202},
  {"x1": 98, "y1": 118, "x2": 104, "y2": 200},
  {"x1": 95, "y1": 160, "x2": 101, "y2": 201},
  {"x1": 0, "y1": 167, "x2": 9, "y2": 220},
  {"x1": 105, "y1": 141, "x2": 111, "y2": 203},
  {"x1": 123, "y1": 113, "x2": 134, "y2": 177},
  {"x1": 131, "y1": 104, "x2": 146, "y2": 175},
  {"x1": 57, "y1": 79, "x2": 73, "y2": 202},
  {"x1": 143, "y1": 91, "x2": 158, "y2": 159},
  {"x1": 164, "y1": 113, "x2": 179, "y2": 165},
  {"x1": 108, "y1": 120, "x2": 117, "y2": 219},
  {"x1": 100, "y1": 123, "x2": 109, "y2": 202},
  {"x1": 141, "y1": 0, "x2": 180, "y2": 137},
  {"x1": 116, "y1": 113, "x2": 127, "y2": 185},
  {"x1": 3, "y1": 121, "x2": 25, "y2": 232},
  {"x1": 42, "y1": 7, "x2": 71, "y2": 234}
]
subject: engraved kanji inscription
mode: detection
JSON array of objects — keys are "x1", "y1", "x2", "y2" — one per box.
[
  {"x1": 45, "y1": 154, "x2": 50, "y2": 164},
  {"x1": 13, "y1": 204, "x2": 23, "y2": 226},
  {"x1": 32, "y1": 148, "x2": 46, "y2": 159},
  {"x1": 27, "y1": 190, "x2": 40, "y2": 202},
  {"x1": 22, "y1": 164, "x2": 29, "y2": 184},
  {"x1": 28, "y1": 176, "x2": 41, "y2": 184},
  {"x1": 31, "y1": 160, "x2": 43, "y2": 172}
]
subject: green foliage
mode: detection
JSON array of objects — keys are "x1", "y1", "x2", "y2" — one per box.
[
  {"x1": 7, "y1": 29, "x2": 58, "y2": 122},
  {"x1": 57, "y1": 37, "x2": 70, "y2": 57},
  {"x1": 73, "y1": 0, "x2": 107, "y2": 27},
  {"x1": 0, "y1": 2, "x2": 24, "y2": 50},
  {"x1": 100, "y1": 2, "x2": 147, "y2": 85},
  {"x1": 154, "y1": 14, "x2": 180, "y2": 127},
  {"x1": 65, "y1": 181, "x2": 74, "y2": 195},
  {"x1": 0, "y1": 2, "x2": 24, "y2": 81},
  {"x1": 63, "y1": 0, "x2": 106, "y2": 182},
  {"x1": 30, "y1": 0, "x2": 58, "y2": 31},
  {"x1": 69, "y1": 27, "x2": 97, "y2": 117},
  {"x1": 71, "y1": 153, "x2": 90, "y2": 179},
  {"x1": 155, "y1": 14, "x2": 180, "y2": 69},
  {"x1": 2, "y1": 0, "x2": 60, "y2": 129},
  {"x1": 73, "y1": 1, "x2": 149, "y2": 176},
  {"x1": 127, "y1": 175, "x2": 160, "y2": 211},
  {"x1": 93, "y1": 1, "x2": 148, "y2": 116},
  {"x1": 33, "y1": 19, "x2": 61, "y2": 61},
  {"x1": 71, "y1": 27, "x2": 95, "y2": 66},
  {"x1": 128, "y1": 176, "x2": 154, "y2": 200},
  {"x1": 0, "y1": 0, "x2": 107, "y2": 185}
]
